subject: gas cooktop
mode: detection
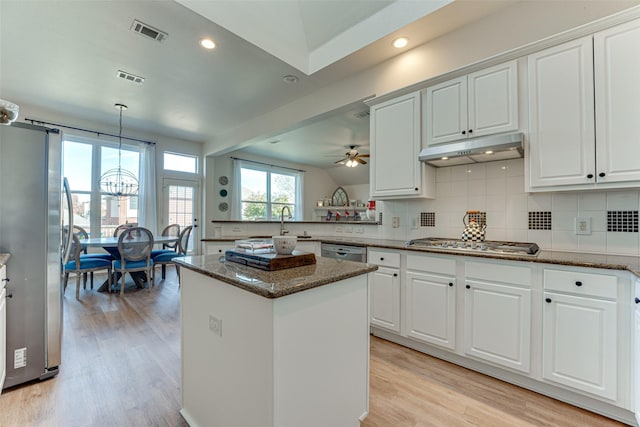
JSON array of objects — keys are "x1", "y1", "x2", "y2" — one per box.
[{"x1": 406, "y1": 237, "x2": 540, "y2": 256}]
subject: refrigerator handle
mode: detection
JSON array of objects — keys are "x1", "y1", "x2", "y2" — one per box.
[{"x1": 62, "y1": 177, "x2": 73, "y2": 264}]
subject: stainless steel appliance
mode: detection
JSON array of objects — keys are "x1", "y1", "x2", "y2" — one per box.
[
  {"x1": 0, "y1": 122, "x2": 69, "y2": 389},
  {"x1": 321, "y1": 243, "x2": 367, "y2": 262},
  {"x1": 418, "y1": 132, "x2": 524, "y2": 167},
  {"x1": 406, "y1": 237, "x2": 540, "y2": 256}
]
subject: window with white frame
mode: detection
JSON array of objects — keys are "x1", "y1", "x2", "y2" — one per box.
[
  {"x1": 164, "y1": 152, "x2": 197, "y2": 174},
  {"x1": 63, "y1": 136, "x2": 140, "y2": 237},
  {"x1": 237, "y1": 162, "x2": 302, "y2": 221}
]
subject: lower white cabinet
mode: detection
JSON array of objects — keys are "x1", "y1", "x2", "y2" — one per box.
[
  {"x1": 463, "y1": 261, "x2": 532, "y2": 373},
  {"x1": 1, "y1": 264, "x2": 7, "y2": 393},
  {"x1": 204, "y1": 242, "x2": 234, "y2": 255},
  {"x1": 368, "y1": 250, "x2": 401, "y2": 333},
  {"x1": 542, "y1": 269, "x2": 618, "y2": 400},
  {"x1": 634, "y1": 279, "x2": 640, "y2": 424},
  {"x1": 405, "y1": 254, "x2": 456, "y2": 350}
]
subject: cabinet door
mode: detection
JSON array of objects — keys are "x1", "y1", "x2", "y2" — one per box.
[
  {"x1": 635, "y1": 304, "x2": 640, "y2": 425},
  {"x1": 205, "y1": 243, "x2": 234, "y2": 255},
  {"x1": 370, "y1": 266, "x2": 400, "y2": 332},
  {"x1": 468, "y1": 60, "x2": 518, "y2": 138},
  {"x1": 370, "y1": 91, "x2": 423, "y2": 198},
  {"x1": 594, "y1": 18, "x2": 640, "y2": 183},
  {"x1": 0, "y1": 287, "x2": 5, "y2": 393},
  {"x1": 528, "y1": 37, "x2": 595, "y2": 188},
  {"x1": 542, "y1": 292, "x2": 617, "y2": 400},
  {"x1": 405, "y1": 271, "x2": 455, "y2": 349},
  {"x1": 425, "y1": 76, "x2": 467, "y2": 145},
  {"x1": 464, "y1": 280, "x2": 531, "y2": 373}
]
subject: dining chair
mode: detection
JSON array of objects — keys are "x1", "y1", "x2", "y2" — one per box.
[
  {"x1": 152, "y1": 225, "x2": 192, "y2": 283},
  {"x1": 72, "y1": 225, "x2": 114, "y2": 289},
  {"x1": 114, "y1": 227, "x2": 154, "y2": 295},
  {"x1": 63, "y1": 233, "x2": 112, "y2": 299},
  {"x1": 113, "y1": 223, "x2": 137, "y2": 237},
  {"x1": 150, "y1": 223, "x2": 181, "y2": 278}
]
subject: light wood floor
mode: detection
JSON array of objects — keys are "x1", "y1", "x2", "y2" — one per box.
[{"x1": 0, "y1": 269, "x2": 628, "y2": 427}]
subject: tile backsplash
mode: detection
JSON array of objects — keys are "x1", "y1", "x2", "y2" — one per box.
[{"x1": 394, "y1": 159, "x2": 640, "y2": 256}]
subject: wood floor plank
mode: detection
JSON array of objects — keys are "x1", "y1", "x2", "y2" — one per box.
[{"x1": 0, "y1": 268, "x2": 628, "y2": 426}]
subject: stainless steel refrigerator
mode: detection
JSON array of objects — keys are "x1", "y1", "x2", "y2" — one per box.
[{"x1": 0, "y1": 121, "x2": 69, "y2": 389}]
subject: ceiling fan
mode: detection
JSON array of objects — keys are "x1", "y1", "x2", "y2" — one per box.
[{"x1": 334, "y1": 145, "x2": 370, "y2": 167}]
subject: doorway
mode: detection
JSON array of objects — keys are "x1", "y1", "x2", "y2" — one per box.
[{"x1": 163, "y1": 178, "x2": 200, "y2": 254}]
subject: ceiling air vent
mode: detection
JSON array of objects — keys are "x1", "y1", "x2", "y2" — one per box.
[
  {"x1": 117, "y1": 70, "x2": 145, "y2": 84},
  {"x1": 130, "y1": 19, "x2": 167, "y2": 42}
]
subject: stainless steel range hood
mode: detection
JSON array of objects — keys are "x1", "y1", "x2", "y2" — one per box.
[{"x1": 419, "y1": 132, "x2": 524, "y2": 167}]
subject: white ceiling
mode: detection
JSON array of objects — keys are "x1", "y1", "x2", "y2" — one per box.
[{"x1": 0, "y1": 0, "x2": 515, "y2": 173}]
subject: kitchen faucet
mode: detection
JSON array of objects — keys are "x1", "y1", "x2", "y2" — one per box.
[{"x1": 280, "y1": 206, "x2": 292, "y2": 236}]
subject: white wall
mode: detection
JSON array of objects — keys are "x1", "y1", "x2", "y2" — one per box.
[{"x1": 16, "y1": 102, "x2": 204, "y2": 234}]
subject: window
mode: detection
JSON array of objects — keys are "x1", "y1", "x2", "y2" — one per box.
[
  {"x1": 63, "y1": 137, "x2": 140, "y2": 237},
  {"x1": 238, "y1": 162, "x2": 301, "y2": 221},
  {"x1": 164, "y1": 152, "x2": 197, "y2": 173}
]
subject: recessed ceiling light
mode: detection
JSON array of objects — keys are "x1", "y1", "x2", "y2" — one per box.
[
  {"x1": 393, "y1": 37, "x2": 408, "y2": 48},
  {"x1": 200, "y1": 38, "x2": 216, "y2": 49},
  {"x1": 282, "y1": 75, "x2": 299, "y2": 84},
  {"x1": 485, "y1": 150, "x2": 494, "y2": 154}
]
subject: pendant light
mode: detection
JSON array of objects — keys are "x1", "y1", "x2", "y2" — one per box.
[
  {"x1": 98, "y1": 103, "x2": 139, "y2": 198},
  {"x1": 0, "y1": 99, "x2": 19, "y2": 125}
]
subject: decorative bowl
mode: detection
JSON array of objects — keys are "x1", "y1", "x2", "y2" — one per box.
[{"x1": 272, "y1": 236, "x2": 297, "y2": 255}]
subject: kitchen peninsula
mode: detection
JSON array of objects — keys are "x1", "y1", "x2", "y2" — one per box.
[{"x1": 174, "y1": 254, "x2": 377, "y2": 427}]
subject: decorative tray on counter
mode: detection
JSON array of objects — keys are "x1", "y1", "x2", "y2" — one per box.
[
  {"x1": 234, "y1": 239, "x2": 275, "y2": 254},
  {"x1": 224, "y1": 249, "x2": 316, "y2": 271}
]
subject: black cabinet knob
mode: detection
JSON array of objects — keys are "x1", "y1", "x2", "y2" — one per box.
[
  {"x1": 462, "y1": 130, "x2": 466, "y2": 135},
  {"x1": 587, "y1": 174, "x2": 594, "y2": 179},
  {"x1": 414, "y1": 188, "x2": 419, "y2": 191},
  {"x1": 575, "y1": 281, "x2": 583, "y2": 287},
  {"x1": 6, "y1": 293, "x2": 12, "y2": 298},
  {"x1": 635, "y1": 297, "x2": 640, "y2": 304},
  {"x1": 465, "y1": 284, "x2": 470, "y2": 289},
  {"x1": 393, "y1": 273, "x2": 398, "y2": 277},
  {"x1": 545, "y1": 298, "x2": 552, "y2": 303},
  {"x1": 599, "y1": 172, "x2": 606, "y2": 177},
  {"x1": 468, "y1": 129, "x2": 473, "y2": 134},
  {"x1": 449, "y1": 282, "x2": 453, "y2": 287},
  {"x1": 380, "y1": 257, "x2": 384, "y2": 261},
  {"x1": 1, "y1": 277, "x2": 8, "y2": 282}
]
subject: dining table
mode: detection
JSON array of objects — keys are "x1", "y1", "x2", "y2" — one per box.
[{"x1": 81, "y1": 235, "x2": 179, "y2": 292}]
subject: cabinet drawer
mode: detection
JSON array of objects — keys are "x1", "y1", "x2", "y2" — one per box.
[
  {"x1": 368, "y1": 250, "x2": 400, "y2": 268},
  {"x1": 465, "y1": 261, "x2": 531, "y2": 287},
  {"x1": 544, "y1": 269, "x2": 617, "y2": 299},
  {"x1": 407, "y1": 254, "x2": 455, "y2": 275}
]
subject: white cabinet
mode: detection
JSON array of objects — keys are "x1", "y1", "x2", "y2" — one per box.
[
  {"x1": 542, "y1": 269, "x2": 617, "y2": 400},
  {"x1": 635, "y1": 278, "x2": 640, "y2": 424},
  {"x1": 425, "y1": 60, "x2": 518, "y2": 146},
  {"x1": 204, "y1": 242, "x2": 234, "y2": 255},
  {"x1": 295, "y1": 241, "x2": 320, "y2": 257},
  {"x1": 594, "y1": 18, "x2": 640, "y2": 184},
  {"x1": 463, "y1": 261, "x2": 532, "y2": 373},
  {"x1": 368, "y1": 250, "x2": 401, "y2": 332},
  {"x1": 405, "y1": 254, "x2": 456, "y2": 350},
  {"x1": 0, "y1": 264, "x2": 6, "y2": 393},
  {"x1": 369, "y1": 91, "x2": 434, "y2": 199},
  {"x1": 528, "y1": 19, "x2": 640, "y2": 189}
]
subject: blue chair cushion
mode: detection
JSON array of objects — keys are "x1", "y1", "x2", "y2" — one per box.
[
  {"x1": 151, "y1": 249, "x2": 176, "y2": 258},
  {"x1": 113, "y1": 259, "x2": 153, "y2": 269},
  {"x1": 65, "y1": 258, "x2": 112, "y2": 270},
  {"x1": 80, "y1": 253, "x2": 114, "y2": 260},
  {"x1": 153, "y1": 252, "x2": 180, "y2": 263}
]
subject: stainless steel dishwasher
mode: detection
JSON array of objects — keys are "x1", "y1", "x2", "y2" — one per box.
[{"x1": 320, "y1": 243, "x2": 367, "y2": 262}]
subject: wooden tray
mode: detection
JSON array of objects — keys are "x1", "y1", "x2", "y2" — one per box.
[{"x1": 224, "y1": 249, "x2": 316, "y2": 271}]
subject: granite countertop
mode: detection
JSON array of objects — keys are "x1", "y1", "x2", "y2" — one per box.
[
  {"x1": 201, "y1": 236, "x2": 640, "y2": 276},
  {"x1": 174, "y1": 255, "x2": 378, "y2": 299},
  {"x1": 0, "y1": 253, "x2": 10, "y2": 266}
]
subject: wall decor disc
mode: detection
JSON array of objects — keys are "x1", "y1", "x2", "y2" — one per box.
[
  {"x1": 218, "y1": 176, "x2": 229, "y2": 185},
  {"x1": 218, "y1": 202, "x2": 229, "y2": 212},
  {"x1": 219, "y1": 189, "x2": 228, "y2": 197}
]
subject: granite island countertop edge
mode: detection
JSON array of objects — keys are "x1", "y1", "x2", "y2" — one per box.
[{"x1": 174, "y1": 255, "x2": 378, "y2": 299}]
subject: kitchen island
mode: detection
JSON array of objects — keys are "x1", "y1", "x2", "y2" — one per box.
[{"x1": 174, "y1": 254, "x2": 378, "y2": 427}]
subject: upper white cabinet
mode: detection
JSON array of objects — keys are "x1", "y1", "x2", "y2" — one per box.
[
  {"x1": 528, "y1": 18, "x2": 640, "y2": 189},
  {"x1": 369, "y1": 91, "x2": 434, "y2": 199},
  {"x1": 425, "y1": 60, "x2": 518, "y2": 146}
]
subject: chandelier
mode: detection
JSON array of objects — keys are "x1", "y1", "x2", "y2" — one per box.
[
  {"x1": 99, "y1": 103, "x2": 139, "y2": 198},
  {"x1": 0, "y1": 99, "x2": 19, "y2": 125}
]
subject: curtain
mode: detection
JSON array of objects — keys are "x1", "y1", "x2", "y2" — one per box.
[
  {"x1": 231, "y1": 158, "x2": 243, "y2": 220},
  {"x1": 295, "y1": 172, "x2": 303, "y2": 221},
  {"x1": 138, "y1": 142, "x2": 157, "y2": 234}
]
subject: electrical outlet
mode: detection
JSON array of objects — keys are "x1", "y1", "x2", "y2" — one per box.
[
  {"x1": 14, "y1": 347, "x2": 27, "y2": 369},
  {"x1": 392, "y1": 217, "x2": 400, "y2": 228},
  {"x1": 575, "y1": 217, "x2": 592, "y2": 235},
  {"x1": 335, "y1": 226, "x2": 344, "y2": 233},
  {"x1": 231, "y1": 226, "x2": 242, "y2": 233},
  {"x1": 209, "y1": 315, "x2": 222, "y2": 337},
  {"x1": 355, "y1": 226, "x2": 364, "y2": 234},
  {"x1": 345, "y1": 226, "x2": 353, "y2": 233}
]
